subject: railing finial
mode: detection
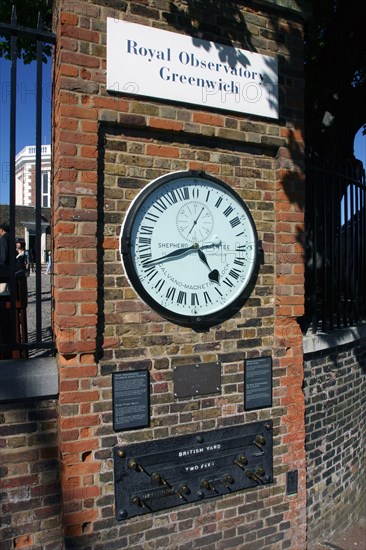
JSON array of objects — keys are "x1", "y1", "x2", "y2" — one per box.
[
  {"x1": 37, "y1": 11, "x2": 44, "y2": 31},
  {"x1": 11, "y1": 5, "x2": 17, "y2": 25}
]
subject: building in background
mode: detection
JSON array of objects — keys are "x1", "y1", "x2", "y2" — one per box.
[
  {"x1": 9, "y1": 145, "x2": 52, "y2": 262},
  {"x1": 15, "y1": 145, "x2": 51, "y2": 207}
]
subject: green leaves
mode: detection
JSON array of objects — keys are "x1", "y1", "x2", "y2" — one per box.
[{"x1": 0, "y1": 0, "x2": 52, "y2": 64}]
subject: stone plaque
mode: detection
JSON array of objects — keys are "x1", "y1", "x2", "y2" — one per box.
[
  {"x1": 113, "y1": 370, "x2": 149, "y2": 431},
  {"x1": 286, "y1": 470, "x2": 298, "y2": 495},
  {"x1": 173, "y1": 362, "x2": 221, "y2": 398},
  {"x1": 244, "y1": 356, "x2": 272, "y2": 410}
]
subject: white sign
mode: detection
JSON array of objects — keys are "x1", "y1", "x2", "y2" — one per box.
[{"x1": 107, "y1": 19, "x2": 278, "y2": 119}]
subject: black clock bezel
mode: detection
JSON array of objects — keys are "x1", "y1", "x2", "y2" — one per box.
[{"x1": 120, "y1": 170, "x2": 260, "y2": 327}]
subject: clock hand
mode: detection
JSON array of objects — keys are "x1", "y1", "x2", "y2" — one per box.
[
  {"x1": 197, "y1": 249, "x2": 220, "y2": 284},
  {"x1": 187, "y1": 207, "x2": 205, "y2": 236},
  {"x1": 143, "y1": 243, "x2": 199, "y2": 265},
  {"x1": 200, "y1": 235, "x2": 222, "y2": 249},
  {"x1": 197, "y1": 248, "x2": 211, "y2": 269}
]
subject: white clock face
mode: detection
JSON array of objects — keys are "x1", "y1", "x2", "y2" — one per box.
[{"x1": 121, "y1": 171, "x2": 258, "y2": 326}]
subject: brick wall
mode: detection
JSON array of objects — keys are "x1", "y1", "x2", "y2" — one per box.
[
  {"x1": 51, "y1": 0, "x2": 307, "y2": 548},
  {"x1": 304, "y1": 337, "x2": 366, "y2": 546},
  {"x1": 0, "y1": 400, "x2": 62, "y2": 550},
  {"x1": 0, "y1": 1, "x2": 308, "y2": 548}
]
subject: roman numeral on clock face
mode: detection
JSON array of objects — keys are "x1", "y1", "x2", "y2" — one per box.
[
  {"x1": 176, "y1": 187, "x2": 189, "y2": 201},
  {"x1": 154, "y1": 198, "x2": 168, "y2": 213},
  {"x1": 166, "y1": 287, "x2": 176, "y2": 300},
  {"x1": 165, "y1": 187, "x2": 190, "y2": 204},
  {"x1": 229, "y1": 216, "x2": 240, "y2": 228},
  {"x1": 191, "y1": 293, "x2": 199, "y2": 306},
  {"x1": 223, "y1": 205, "x2": 234, "y2": 217},
  {"x1": 140, "y1": 225, "x2": 154, "y2": 235},
  {"x1": 177, "y1": 291, "x2": 187, "y2": 305},
  {"x1": 122, "y1": 173, "x2": 258, "y2": 325},
  {"x1": 203, "y1": 291, "x2": 212, "y2": 304},
  {"x1": 155, "y1": 279, "x2": 165, "y2": 292},
  {"x1": 138, "y1": 236, "x2": 151, "y2": 253},
  {"x1": 145, "y1": 213, "x2": 159, "y2": 223},
  {"x1": 141, "y1": 253, "x2": 152, "y2": 266}
]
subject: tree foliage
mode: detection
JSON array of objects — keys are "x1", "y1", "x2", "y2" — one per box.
[
  {"x1": 304, "y1": 0, "x2": 366, "y2": 159},
  {"x1": 0, "y1": 0, "x2": 52, "y2": 64},
  {"x1": 0, "y1": 0, "x2": 365, "y2": 159}
]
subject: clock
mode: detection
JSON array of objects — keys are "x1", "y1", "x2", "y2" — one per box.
[{"x1": 120, "y1": 170, "x2": 259, "y2": 326}]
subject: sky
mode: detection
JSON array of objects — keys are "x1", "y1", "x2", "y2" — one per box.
[
  {"x1": 354, "y1": 126, "x2": 366, "y2": 167},
  {"x1": 0, "y1": 57, "x2": 52, "y2": 205},
  {"x1": 0, "y1": 57, "x2": 365, "y2": 205}
]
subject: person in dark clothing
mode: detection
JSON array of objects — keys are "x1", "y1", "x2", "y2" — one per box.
[
  {"x1": 0, "y1": 222, "x2": 10, "y2": 266},
  {"x1": 16, "y1": 241, "x2": 29, "y2": 271}
]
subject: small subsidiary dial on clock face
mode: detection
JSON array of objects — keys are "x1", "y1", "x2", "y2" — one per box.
[
  {"x1": 120, "y1": 171, "x2": 259, "y2": 326},
  {"x1": 176, "y1": 202, "x2": 214, "y2": 242}
]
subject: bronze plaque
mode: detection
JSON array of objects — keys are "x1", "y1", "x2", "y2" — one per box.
[
  {"x1": 173, "y1": 362, "x2": 221, "y2": 398},
  {"x1": 114, "y1": 420, "x2": 273, "y2": 520}
]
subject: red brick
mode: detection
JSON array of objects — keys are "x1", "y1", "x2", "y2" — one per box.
[
  {"x1": 80, "y1": 171, "x2": 98, "y2": 183},
  {"x1": 60, "y1": 64, "x2": 79, "y2": 77},
  {"x1": 80, "y1": 303, "x2": 97, "y2": 315},
  {"x1": 13, "y1": 535, "x2": 32, "y2": 548},
  {"x1": 60, "y1": 105, "x2": 98, "y2": 121},
  {"x1": 60, "y1": 51, "x2": 100, "y2": 69},
  {"x1": 61, "y1": 415, "x2": 99, "y2": 430},
  {"x1": 60, "y1": 366, "x2": 97, "y2": 379},
  {"x1": 94, "y1": 97, "x2": 129, "y2": 111},
  {"x1": 80, "y1": 146, "x2": 98, "y2": 159},
  {"x1": 63, "y1": 484, "x2": 100, "y2": 502},
  {"x1": 62, "y1": 26, "x2": 99, "y2": 44},
  {"x1": 58, "y1": 315, "x2": 97, "y2": 328},
  {"x1": 146, "y1": 144, "x2": 179, "y2": 158},
  {"x1": 149, "y1": 118, "x2": 184, "y2": 131},
  {"x1": 193, "y1": 112, "x2": 225, "y2": 126},
  {"x1": 60, "y1": 380, "x2": 79, "y2": 392},
  {"x1": 60, "y1": 12, "x2": 78, "y2": 26},
  {"x1": 80, "y1": 276, "x2": 97, "y2": 288},
  {"x1": 60, "y1": 117, "x2": 79, "y2": 130},
  {"x1": 60, "y1": 391, "x2": 99, "y2": 404}
]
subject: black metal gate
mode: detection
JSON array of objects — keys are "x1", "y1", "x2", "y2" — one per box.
[
  {"x1": 0, "y1": 7, "x2": 55, "y2": 358},
  {"x1": 304, "y1": 155, "x2": 366, "y2": 333}
]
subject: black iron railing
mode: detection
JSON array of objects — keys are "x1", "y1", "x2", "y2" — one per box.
[
  {"x1": 0, "y1": 8, "x2": 55, "y2": 358},
  {"x1": 304, "y1": 155, "x2": 366, "y2": 333}
]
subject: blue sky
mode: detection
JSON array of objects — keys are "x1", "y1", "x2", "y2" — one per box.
[
  {"x1": 0, "y1": 57, "x2": 52, "y2": 204},
  {"x1": 0, "y1": 57, "x2": 365, "y2": 205},
  {"x1": 354, "y1": 126, "x2": 366, "y2": 167}
]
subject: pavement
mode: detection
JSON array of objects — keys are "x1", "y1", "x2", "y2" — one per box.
[{"x1": 26, "y1": 269, "x2": 52, "y2": 357}]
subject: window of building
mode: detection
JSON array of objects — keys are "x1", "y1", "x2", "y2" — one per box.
[{"x1": 42, "y1": 171, "x2": 50, "y2": 207}]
